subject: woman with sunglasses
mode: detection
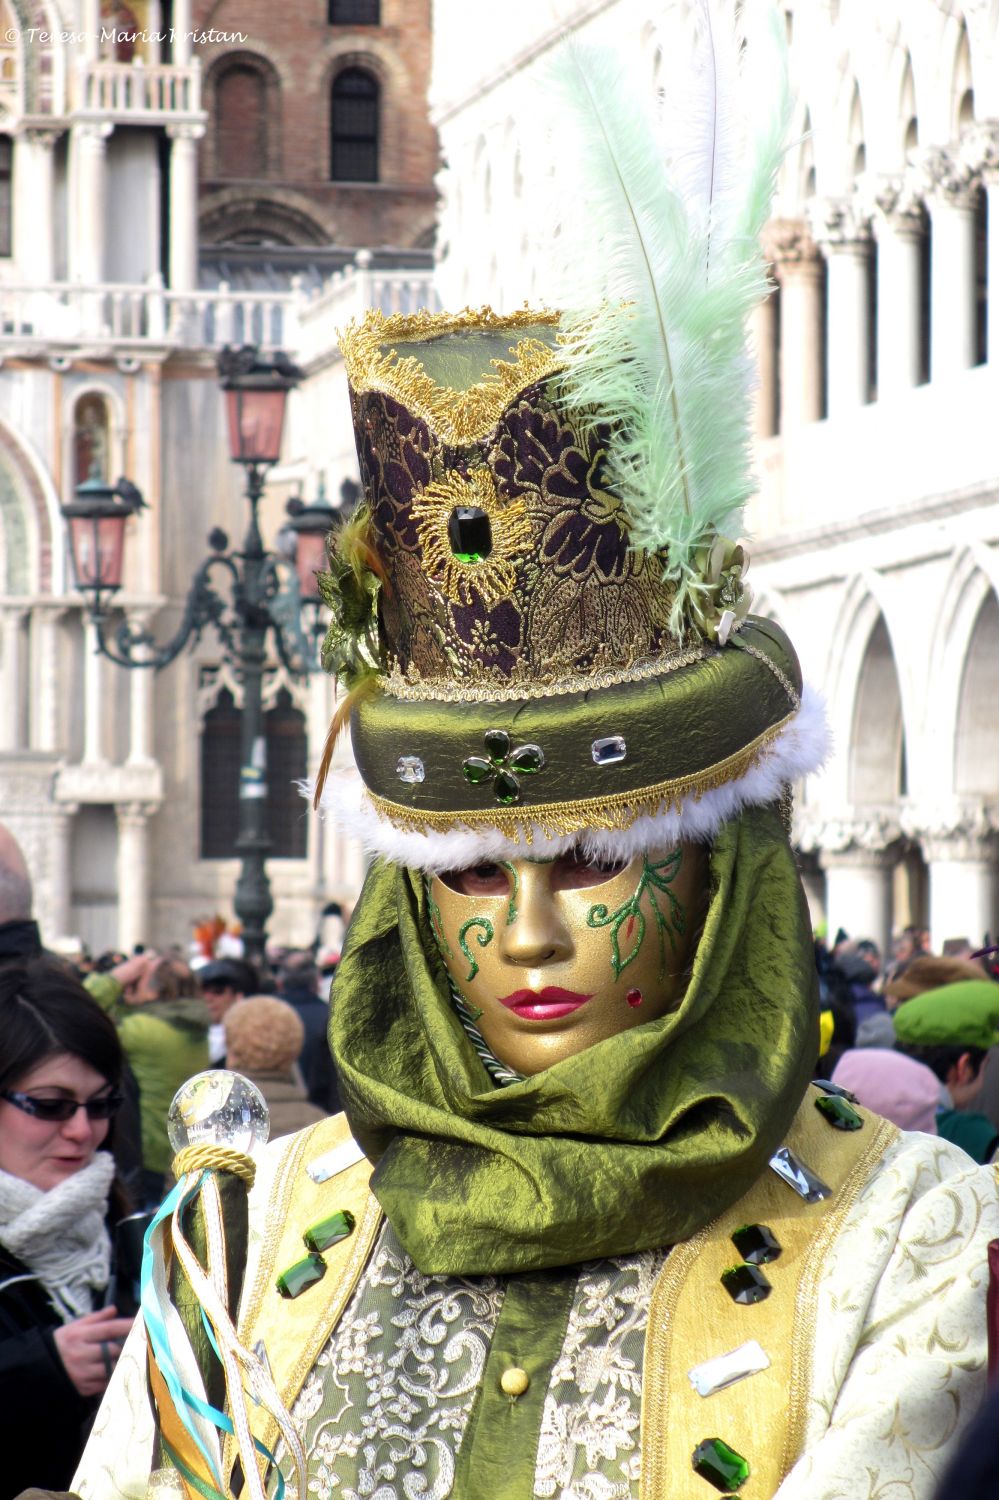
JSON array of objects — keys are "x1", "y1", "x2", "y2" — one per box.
[{"x1": 0, "y1": 959, "x2": 135, "y2": 1499}]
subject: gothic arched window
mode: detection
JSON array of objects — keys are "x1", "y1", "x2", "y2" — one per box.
[
  {"x1": 216, "y1": 64, "x2": 268, "y2": 179},
  {"x1": 329, "y1": 0, "x2": 380, "y2": 22},
  {"x1": 200, "y1": 686, "x2": 308, "y2": 860},
  {"x1": 331, "y1": 67, "x2": 379, "y2": 182},
  {"x1": 0, "y1": 137, "x2": 11, "y2": 258},
  {"x1": 73, "y1": 394, "x2": 111, "y2": 486}
]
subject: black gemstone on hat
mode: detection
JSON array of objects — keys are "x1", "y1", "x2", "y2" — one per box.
[
  {"x1": 731, "y1": 1223, "x2": 782, "y2": 1265},
  {"x1": 720, "y1": 1263, "x2": 772, "y2": 1304},
  {"x1": 448, "y1": 506, "x2": 492, "y2": 562}
]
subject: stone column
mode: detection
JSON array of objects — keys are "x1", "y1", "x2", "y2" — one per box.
[
  {"x1": 17, "y1": 132, "x2": 60, "y2": 282},
  {"x1": 960, "y1": 123, "x2": 999, "y2": 367},
  {"x1": 763, "y1": 219, "x2": 825, "y2": 430},
  {"x1": 173, "y1": 0, "x2": 192, "y2": 63},
  {"x1": 70, "y1": 122, "x2": 113, "y2": 284},
  {"x1": 126, "y1": 615, "x2": 156, "y2": 764},
  {"x1": 923, "y1": 832, "x2": 999, "y2": 952},
  {"x1": 869, "y1": 177, "x2": 925, "y2": 397},
  {"x1": 749, "y1": 288, "x2": 779, "y2": 438},
  {"x1": 49, "y1": 806, "x2": 78, "y2": 941},
  {"x1": 820, "y1": 846, "x2": 895, "y2": 956},
  {"x1": 0, "y1": 608, "x2": 27, "y2": 751},
  {"x1": 83, "y1": 0, "x2": 99, "y2": 60},
  {"x1": 82, "y1": 620, "x2": 108, "y2": 764},
  {"x1": 166, "y1": 124, "x2": 204, "y2": 293},
  {"x1": 116, "y1": 803, "x2": 154, "y2": 951},
  {"x1": 30, "y1": 606, "x2": 66, "y2": 752},
  {"x1": 919, "y1": 149, "x2": 977, "y2": 381},
  {"x1": 810, "y1": 197, "x2": 872, "y2": 416}
]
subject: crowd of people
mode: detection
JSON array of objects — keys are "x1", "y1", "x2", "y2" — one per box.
[
  {"x1": 815, "y1": 926, "x2": 999, "y2": 1162},
  {"x1": 4, "y1": 782, "x2": 999, "y2": 1496},
  {"x1": 0, "y1": 819, "x2": 341, "y2": 1496}
]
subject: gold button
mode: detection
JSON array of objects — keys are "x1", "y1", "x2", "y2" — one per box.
[{"x1": 500, "y1": 1366, "x2": 530, "y2": 1397}]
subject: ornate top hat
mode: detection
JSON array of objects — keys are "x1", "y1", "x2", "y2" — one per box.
[{"x1": 315, "y1": 13, "x2": 827, "y2": 870}]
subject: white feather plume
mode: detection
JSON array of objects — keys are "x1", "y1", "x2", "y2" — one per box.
[{"x1": 537, "y1": 0, "x2": 790, "y2": 631}]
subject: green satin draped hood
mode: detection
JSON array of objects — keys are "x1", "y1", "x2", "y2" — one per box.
[{"x1": 329, "y1": 804, "x2": 818, "y2": 1276}]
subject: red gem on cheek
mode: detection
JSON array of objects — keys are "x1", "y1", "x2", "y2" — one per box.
[
  {"x1": 626, "y1": 988, "x2": 643, "y2": 1008},
  {"x1": 625, "y1": 916, "x2": 636, "y2": 939}
]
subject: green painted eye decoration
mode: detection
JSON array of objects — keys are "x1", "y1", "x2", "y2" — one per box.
[
  {"x1": 458, "y1": 916, "x2": 495, "y2": 982},
  {"x1": 462, "y1": 731, "x2": 545, "y2": 806},
  {"x1": 586, "y1": 850, "x2": 686, "y2": 981}
]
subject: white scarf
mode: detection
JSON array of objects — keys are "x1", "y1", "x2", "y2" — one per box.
[{"x1": 0, "y1": 1153, "x2": 115, "y2": 1321}]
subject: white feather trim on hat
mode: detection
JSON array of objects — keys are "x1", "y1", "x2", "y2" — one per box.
[{"x1": 309, "y1": 683, "x2": 830, "y2": 875}]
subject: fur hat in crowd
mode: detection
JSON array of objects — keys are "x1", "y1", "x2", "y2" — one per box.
[
  {"x1": 885, "y1": 955, "x2": 986, "y2": 1004},
  {"x1": 224, "y1": 996, "x2": 304, "y2": 1073}
]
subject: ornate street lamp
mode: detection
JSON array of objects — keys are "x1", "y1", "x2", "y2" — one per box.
[
  {"x1": 58, "y1": 344, "x2": 345, "y2": 967},
  {"x1": 62, "y1": 467, "x2": 141, "y2": 615}
]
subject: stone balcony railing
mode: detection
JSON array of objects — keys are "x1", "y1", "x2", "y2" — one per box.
[
  {"x1": 71, "y1": 59, "x2": 202, "y2": 121},
  {"x1": 0, "y1": 259, "x2": 439, "y2": 359}
]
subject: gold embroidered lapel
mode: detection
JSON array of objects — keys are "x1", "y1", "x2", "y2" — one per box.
[
  {"x1": 641, "y1": 1091, "x2": 898, "y2": 1499},
  {"x1": 225, "y1": 1115, "x2": 382, "y2": 1483}
]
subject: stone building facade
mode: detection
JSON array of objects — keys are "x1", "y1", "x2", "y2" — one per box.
[
  {"x1": 431, "y1": 0, "x2": 999, "y2": 955},
  {"x1": 195, "y1": 0, "x2": 437, "y2": 250},
  {"x1": 0, "y1": 0, "x2": 437, "y2": 953}
]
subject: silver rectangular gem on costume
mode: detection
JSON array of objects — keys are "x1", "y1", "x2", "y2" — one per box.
[
  {"x1": 687, "y1": 1339, "x2": 771, "y2": 1397},
  {"x1": 768, "y1": 1146, "x2": 831, "y2": 1202},
  {"x1": 307, "y1": 1136, "x2": 367, "y2": 1184}
]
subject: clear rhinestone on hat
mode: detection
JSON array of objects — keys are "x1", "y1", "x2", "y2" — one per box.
[
  {"x1": 396, "y1": 755, "x2": 426, "y2": 784},
  {"x1": 591, "y1": 735, "x2": 627, "y2": 766}
]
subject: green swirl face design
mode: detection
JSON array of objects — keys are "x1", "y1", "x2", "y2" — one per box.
[
  {"x1": 429, "y1": 847, "x2": 706, "y2": 1076},
  {"x1": 458, "y1": 917, "x2": 495, "y2": 982},
  {"x1": 586, "y1": 851, "x2": 686, "y2": 981}
]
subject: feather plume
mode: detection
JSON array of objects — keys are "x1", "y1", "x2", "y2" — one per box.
[
  {"x1": 538, "y1": 0, "x2": 790, "y2": 631},
  {"x1": 312, "y1": 672, "x2": 379, "y2": 810}
]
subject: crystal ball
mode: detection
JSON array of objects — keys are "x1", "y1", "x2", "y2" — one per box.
[{"x1": 167, "y1": 1070, "x2": 270, "y2": 1155}]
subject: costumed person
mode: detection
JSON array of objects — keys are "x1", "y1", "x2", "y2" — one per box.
[
  {"x1": 0, "y1": 960, "x2": 134, "y2": 1500},
  {"x1": 72, "y1": 7, "x2": 999, "y2": 1500}
]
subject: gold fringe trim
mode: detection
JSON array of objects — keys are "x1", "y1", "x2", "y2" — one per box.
[
  {"x1": 382, "y1": 643, "x2": 713, "y2": 703},
  {"x1": 338, "y1": 306, "x2": 565, "y2": 444},
  {"x1": 412, "y1": 467, "x2": 532, "y2": 607},
  {"x1": 365, "y1": 714, "x2": 796, "y2": 840}
]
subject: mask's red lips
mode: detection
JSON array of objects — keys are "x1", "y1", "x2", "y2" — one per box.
[{"x1": 498, "y1": 987, "x2": 592, "y2": 1020}]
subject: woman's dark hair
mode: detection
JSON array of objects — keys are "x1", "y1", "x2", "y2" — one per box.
[{"x1": 0, "y1": 958, "x2": 124, "y2": 1094}]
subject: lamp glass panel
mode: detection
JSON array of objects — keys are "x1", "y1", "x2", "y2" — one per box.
[
  {"x1": 295, "y1": 529, "x2": 328, "y2": 599},
  {"x1": 226, "y1": 387, "x2": 287, "y2": 464},
  {"x1": 70, "y1": 512, "x2": 126, "y2": 589}
]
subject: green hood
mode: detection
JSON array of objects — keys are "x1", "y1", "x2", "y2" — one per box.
[{"x1": 329, "y1": 803, "x2": 818, "y2": 1276}]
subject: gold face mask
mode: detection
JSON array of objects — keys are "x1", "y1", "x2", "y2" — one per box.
[{"x1": 428, "y1": 846, "x2": 706, "y2": 1077}]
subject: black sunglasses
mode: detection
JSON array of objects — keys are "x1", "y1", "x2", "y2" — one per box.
[{"x1": 1, "y1": 1089, "x2": 124, "y2": 1122}]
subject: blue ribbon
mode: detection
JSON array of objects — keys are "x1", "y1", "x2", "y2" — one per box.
[{"x1": 141, "y1": 1174, "x2": 287, "y2": 1498}]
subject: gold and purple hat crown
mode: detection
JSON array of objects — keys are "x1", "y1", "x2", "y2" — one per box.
[{"x1": 315, "y1": 307, "x2": 827, "y2": 872}]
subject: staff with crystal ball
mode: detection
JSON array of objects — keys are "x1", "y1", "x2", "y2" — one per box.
[{"x1": 72, "y1": 8, "x2": 999, "y2": 1500}]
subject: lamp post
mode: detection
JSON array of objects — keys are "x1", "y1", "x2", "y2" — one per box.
[{"x1": 61, "y1": 346, "x2": 342, "y2": 966}]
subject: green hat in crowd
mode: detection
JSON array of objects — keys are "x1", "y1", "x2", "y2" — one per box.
[{"x1": 893, "y1": 980, "x2": 999, "y2": 1052}]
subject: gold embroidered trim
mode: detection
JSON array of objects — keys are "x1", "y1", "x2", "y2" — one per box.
[
  {"x1": 412, "y1": 467, "x2": 532, "y2": 607},
  {"x1": 382, "y1": 644, "x2": 713, "y2": 703},
  {"x1": 731, "y1": 638, "x2": 801, "y2": 709},
  {"x1": 365, "y1": 713, "x2": 796, "y2": 839},
  {"x1": 781, "y1": 1115, "x2": 899, "y2": 1477},
  {"x1": 338, "y1": 306, "x2": 565, "y2": 444}
]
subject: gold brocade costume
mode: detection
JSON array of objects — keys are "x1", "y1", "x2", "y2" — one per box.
[{"x1": 76, "y1": 1096, "x2": 999, "y2": 1500}]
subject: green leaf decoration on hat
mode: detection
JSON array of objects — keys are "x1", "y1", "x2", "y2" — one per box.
[{"x1": 318, "y1": 502, "x2": 385, "y2": 688}]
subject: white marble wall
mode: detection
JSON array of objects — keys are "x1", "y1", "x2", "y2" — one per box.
[{"x1": 430, "y1": 0, "x2": 999, "y2": 951}]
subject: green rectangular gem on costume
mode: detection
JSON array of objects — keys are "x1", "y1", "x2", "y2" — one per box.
[
  {"x1": 276, "y1": 1252, "x2": 327, "y2": 1300},
  {"x1": 303, "y1": 1209, "x2": 357, "y2": 1253},
  {"x1": 692, "y1": 1436, "x2": 751, "y2": 1491}
]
